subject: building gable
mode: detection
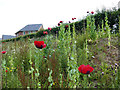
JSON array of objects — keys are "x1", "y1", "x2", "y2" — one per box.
[{"x1": 15, "y1": 24, "x2": 43, "y2": 34}]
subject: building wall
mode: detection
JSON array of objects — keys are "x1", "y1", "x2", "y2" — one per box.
[
  {"x1": 16, "y1": 30, "x2": 38, "y2": 37},
  {"x1": 18, "y1": 32, "x2": 23, "y2": 36},
  {"x1": 38, "y1": 25, "x2": 43, "y2": 31},
  {"x1": 26, "y1": 31, "x2": 28, "y2": 34}
]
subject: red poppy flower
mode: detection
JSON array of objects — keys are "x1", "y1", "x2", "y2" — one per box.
[
  {"x1": 2, "y1": 42, "x2": 4, "y2": 43},
  {"x1": 72, "y1": 18, "x2": 74, "y2": 20},
  {"x1": 91, "y1": 11, "x2": 94, "y2": 14},
  {"x1": 58, "y1": 23, "x2": 60, "y2": 26},
  {"x1": 59, "y1": 21, "x2": 63, "y2": 23},
  {"x1": 43, "y1": 56, "x2": 45, "y2": 58},
  {"x1": 48, "y1": 27, "x2": 52, "y2": 31},
  {"x1": 74, "y1": 18, "x2": 76, "y2": 19},
  {"x1": 65, "y1": 25, "x2": 68, "y2": 28},
  {"x1": 5, "y1": 70, "x2": 8, "y2": 72},
  {"x1": 34, "y1": 41, "x2": 46, "y2": 49},
  {"x1": 43, "y1": 31, "x2": 48, "y2": 34},
  {"x1": 78, "y1": 64, "x2": 94, "y2": 74},
  {"x1": 2, "y1": 51, "x2": 6, "y2": 54}
]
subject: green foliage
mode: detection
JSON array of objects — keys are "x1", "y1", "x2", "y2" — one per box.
[{"x1": 105, "y1": 12, "x2": 111, "y2": 46}]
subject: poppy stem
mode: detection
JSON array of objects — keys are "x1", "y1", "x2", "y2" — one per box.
[
  {"x1": 5, "y1": 69, "x2": 7, "y2": 88},
  {"x1": 5, "y1": 56, "x2": 7, "y2": 88},
  {"x1": 83, "y1": 75, "x2": 88, "y2": 88}
]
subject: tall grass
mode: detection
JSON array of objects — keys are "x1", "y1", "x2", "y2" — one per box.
[{"x1": 1, "y1": 13, "x2": 119, "y2": 88}]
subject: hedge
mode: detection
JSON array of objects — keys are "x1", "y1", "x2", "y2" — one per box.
[{"x1": 1, "y1": 8, "x2": 120, "y2": 42}]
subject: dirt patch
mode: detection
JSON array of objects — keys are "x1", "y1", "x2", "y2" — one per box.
[{"x1": 89, "y1": 37, "x2": 118, "y2": 68}]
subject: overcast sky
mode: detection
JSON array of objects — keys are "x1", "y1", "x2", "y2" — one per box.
[{"x1": 0, "y1": 0, "x2": 119, "y2": 38}]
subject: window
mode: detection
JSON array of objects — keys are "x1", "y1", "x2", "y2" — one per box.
[
  {"x1": 23, "y1": 32, "x2": 25, "y2": 35},
  {"x1": 32, "y1": 31, "x2": 36, "y2": 33},
  {"x1": 29, "y1": 31, "x2": 31, "y2": 34}
]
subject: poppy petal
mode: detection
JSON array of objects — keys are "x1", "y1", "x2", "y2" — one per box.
[
  {"x1": 42, "y1": 44, "x2": 46, "y2": 48},
  {"x1": 78, "y1": 64, "x2": 94, "y2": 74},
  {"x1": 34, "y1": 41, "x2": 46, "y2": 49}
]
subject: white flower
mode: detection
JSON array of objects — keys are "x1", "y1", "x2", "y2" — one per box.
[{"x1": 92, "y1": 56, "x2": 95, "y2": 58}]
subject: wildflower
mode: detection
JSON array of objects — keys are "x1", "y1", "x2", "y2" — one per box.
[
  {"x1": 115, "y1": 69, "x2": 117, "y2": 73},
  {"x1": 59, "y1": 21, "x2": 63, "y2": 23},
  {"x1": 65, "y1": 25, "x2": 68, "y2": 28},
  {"x1": 53, "y1": 82, "x2": 55, "y2": 85},
  {"x1": 48, "y1": 27, "x2": 51, "y2": 30},
  {"x1": 91, "y1": 11, "x2": 94, "y2": 14},
  {"x1": 34, "y1": 41, "x2": 46, "y2": 49},
  {"x1": 5, "y1": 70, "x2": 8, "y2": 72},
  {"x1": 11, "y1": 67, "x2": 15, "y2": 70},
  {"x1": 87, "y1": 11, "x2": 89, "y2": 13},
  {"x1": 92, "y1": 56, "x2": 95, "y2": 59},
  {"x1": 58, "y1": 23, "x2": 60, "y2": 26},
  {"x1": 43, "y1": 31, "x2": 48, "y2": 35},
  {"x1": 78, "y1": 64, "x2": 94, "y2": 74},
  {"x1": 2, "y1": 51, "x2": 6, "y2": 54},
  {"x1": 6, "y1": 67, "x2": 9, "y2": 70},
  {"x1": 72, "y1": 18, "x2": 76, "y2": 20},
  {"x1": 2, "y1": 42, "x2": 4, "y2": 43},
  {"x1": 102, "y1": 72, "x2": 104, "y2": 75},
  {"x1": 10, "y1": 70, "x2": 12, "y2": 72},
  {"x1": 115, "y1": 63, "x2": 118, "y2": 67},
  {"x1": 43, "y1": 56, "x2": 45, "y2": 58}
]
